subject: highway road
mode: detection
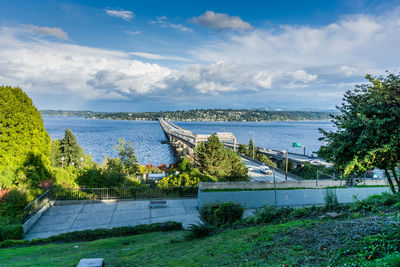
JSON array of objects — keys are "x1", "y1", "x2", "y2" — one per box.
[
  {"x1": 258, "y1": 148, "x2": 332, "y2": 167},
  {"x1": 242, "y1": 158, "x2": 295, "y2": 182}
]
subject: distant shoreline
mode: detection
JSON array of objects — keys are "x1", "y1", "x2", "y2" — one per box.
[
  {"x1": 43, "y1": 115, "x2": 331, "y2": 123},
  {"x1": 41, "y1": 109, "x2": 333, "y2": 123}
]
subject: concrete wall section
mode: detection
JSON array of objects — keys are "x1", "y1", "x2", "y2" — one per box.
[
  {"x1": 23, "y1": 201, "x2": 54, "y2": 234},
  {"x1": 198, "y1": 187, "x2": 391, "y2": 209}
]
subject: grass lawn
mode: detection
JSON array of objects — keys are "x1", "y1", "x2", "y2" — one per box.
[{"x1": 0, "y1": 220, "x2": 314, "y2": 267}]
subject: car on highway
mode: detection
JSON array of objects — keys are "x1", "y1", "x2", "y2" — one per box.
[{"x1": 260, "y1": 166, "x2": 273, "y2": 175}]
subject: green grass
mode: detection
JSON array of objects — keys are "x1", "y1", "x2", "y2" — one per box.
[{"x1": 0, "y1": 220, "x2": 312, "y2": 267}]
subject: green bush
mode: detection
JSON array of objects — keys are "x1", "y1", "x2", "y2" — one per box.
[
  {"x1": 324, "y1": 189, "x2": 339, "y2": 211},
  {"x1": 0, "y1": 189, "x2": 28, "y2": 218},
  {"x1": 200, "y1": 202, "x2": 244, "y2": 226},
  {"x1": 186, "y1": 223, "x2": 216, "y2": 239},
  {"x1": 0, "y1": 224, "x2": 23, "y2": 241},
  {"x1": 0, "y1": 221, "x2": 182, "y2": 248},
  {"x1": 368, "y1": 253, "x2": 400, "y2": 266},
  {"x1": 251, "y1": 205, "x2": 294, "y2": 224},
  {"x1": 352, "y1": 192, "x2": 400, "y2": 212}
]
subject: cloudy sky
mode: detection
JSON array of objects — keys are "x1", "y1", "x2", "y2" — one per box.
[{"x1": 1, "y1": 0, "x2": 399, "y2": 111}]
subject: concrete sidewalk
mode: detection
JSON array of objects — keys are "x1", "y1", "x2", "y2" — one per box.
[{"x1": 25, "y1": 198, "x2": 200, "y2": 240}]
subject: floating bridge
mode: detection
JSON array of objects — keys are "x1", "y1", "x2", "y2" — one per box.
[
  {"x1": 158, "y1": 118, "x2": 329, "y2": 166},
  {"x1": 158, "y1": 118, "x2": 237, "y2": 159}
]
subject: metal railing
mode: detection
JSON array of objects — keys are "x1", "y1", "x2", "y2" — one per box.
[
  {"x1": 52, "y1": 186, "x2": 198, "y2": 200},
  {"x1": 22, "y1": 186, "x2": 198, "y2": 223},
  {"x1": 22, "y1": 189, "x2": 53, "y2": 222}
]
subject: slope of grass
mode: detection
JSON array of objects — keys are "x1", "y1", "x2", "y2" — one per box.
[
  {"x1": 2, "y1": 192, "x2": 400, "y2": 266},
  {"x1": 0, "y1": 220, "x2": 311, "y2": 267}
]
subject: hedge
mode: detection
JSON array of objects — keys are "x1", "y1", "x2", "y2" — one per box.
[
  {"x1": 0, "y1": 224, "x2": 24, "y2": 241},
  {"x1": 0, "y1": 221, "x2": 182, "y2": 248}
]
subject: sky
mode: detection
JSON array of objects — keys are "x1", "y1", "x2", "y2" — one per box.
[{"x1": 0, "y1": 0, "x2": 400, "y2": 112}]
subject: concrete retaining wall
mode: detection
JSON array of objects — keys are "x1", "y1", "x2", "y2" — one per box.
[
  {"x1": 199, "y1": 180, "x2": 345, "y2": 190},
  {"x1": 23, "y1": 201, "x2": 54, "y2": 234},
  {"x1": 198, "y1": 187, "x2": 391, "y2": 209}
]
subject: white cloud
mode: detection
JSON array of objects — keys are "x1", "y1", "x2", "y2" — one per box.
[
  {"x1": 152, "y1": 16, "x2": 192, "y2": 32},
  {"x1": 0, "y1": 27, "x2": 170, "y2": 100},
  {"x1": 105, "y1": 9, "x2": 134, "y2": 21},
  {"x1": 130, "y1": 52, "x2": 193, "y2": 62},
  {"x1": 164, "y1": 62, "x2": 317, "y2": 94},
  {"x1": 193, "y1": 11, "x2": 252, "y2": 31},
  {"x1": 124, "y1": 30, "x2": 141, "y2": 35},
  {"x1": 190, "y1": 11, "x2": 400, "y2": 73},
  {"x1": 26, "y1": 25, "x2": 69, "y2": 40}
]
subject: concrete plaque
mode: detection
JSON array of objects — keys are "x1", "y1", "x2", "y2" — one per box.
[{"x1": 77, "y1": 258, "x2": 104, "y2": 267}]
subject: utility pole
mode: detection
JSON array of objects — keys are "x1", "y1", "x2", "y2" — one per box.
[{"x1": 285, "y1": 151, "x2": 289, "y2": 181}]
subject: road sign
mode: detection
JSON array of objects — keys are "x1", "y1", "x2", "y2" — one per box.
[{"x1": 292, "y1": 142, "x2": 302, "y2": 147}]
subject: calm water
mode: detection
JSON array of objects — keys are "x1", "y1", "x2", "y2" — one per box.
[{"x1": 43, "y1": 117, "x2": 334, "y2": 165}]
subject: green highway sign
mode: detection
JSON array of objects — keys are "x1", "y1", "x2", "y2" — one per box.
[{"x1": 292, "y1": 142, "x2": 302, "y2": 147}]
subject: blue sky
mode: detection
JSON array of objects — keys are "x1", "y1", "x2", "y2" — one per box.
[{"x1": 0, "y1": 0, "x2": 399, "y2": 111}]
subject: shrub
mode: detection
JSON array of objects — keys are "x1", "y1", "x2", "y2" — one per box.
[
  {"x1": 324, "y1": 189, "x2": 339, "y2": 211},
  {"x1": 200, "y1": 202, "x2": 244, "y2": 226},
  {"x1": 251, "y1": 205, "x2": 294, "y2": 224},
  {"x1": 0, "y1": 189, "x2": 28, "y2": 218},
  {"x1": 0, "y1": 224, "x2": 23, "y2": 241},
  {"x1": 186, "y1": 223, "x2": 216, "y2": 239},
  {"x1": 351, "y1": 192, "x2": 400, "y2": 212},
  {"x1": 0, "y1": 221, "x2": 183, "y2": 248}
]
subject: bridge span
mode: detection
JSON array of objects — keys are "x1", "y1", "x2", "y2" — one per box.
[{"x1": 158, "y1": 118, "x2": 328, "y2": 166}]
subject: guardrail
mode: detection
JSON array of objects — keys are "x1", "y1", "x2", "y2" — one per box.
[
  {"x1": 23, "y1": 186, "x2": 198, "y2": 223},
  {"x1": 52, "y1": 186, "x2": 198, "y2": 200},
  {"x1": 23, "y1": 189, "x2": 53, "y2": 222}
]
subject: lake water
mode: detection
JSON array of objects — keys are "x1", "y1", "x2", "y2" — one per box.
[{"x1": 43, "y1": 117, "x2": 334, "y2": 165}]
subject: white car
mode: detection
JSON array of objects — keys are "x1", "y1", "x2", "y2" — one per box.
[{"x1": 260, "y1": 166, "x2": 273, "y2": 175}]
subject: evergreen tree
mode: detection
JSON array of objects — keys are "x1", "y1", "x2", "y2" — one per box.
[
  {"x1": 0, "y1": 86, "x2": 51, "y2": 188},
  {"x1": 60, "y1": 128, "x2": 83, "y2": 167},
  {"x1": 195, "y1": 134, "x2": 248, "y2": 180}
]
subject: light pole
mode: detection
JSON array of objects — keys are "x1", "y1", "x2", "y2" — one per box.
[
  {"x1": 61, "y1": 157, "x2": 64, "y2": 169},
  {"x1": 248, "y1": 131, "x2": 255, "y2": 159},
  {"x1": 282, "y1": 150, "x2": 288, "y2": 181}
]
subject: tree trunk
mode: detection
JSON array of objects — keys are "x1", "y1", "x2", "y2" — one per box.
[
  {"x1": 392, "y1": 167, "x2": 400, "y2": 190},
  {"x1": 384, "y1": 168, "x2": 396, "y2": 193}
]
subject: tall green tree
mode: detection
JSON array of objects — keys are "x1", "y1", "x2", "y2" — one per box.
[
  {"x1": 0, "y1": 86, "x2": 51, "y2": 188},
  {"x1": 195, "y1": 134, "x2": 248, "y2": 180},
  {"x1": 59, "y1": 128, "x2": 84, "y2": 167},
  {"x1": 114, "y1": 138, "x2": 137, "y2": 175},
  {"x1": 318, "y1": 73, "x2": 400, "y2": 192}
]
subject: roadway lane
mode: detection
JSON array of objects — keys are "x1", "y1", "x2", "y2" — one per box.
[
  {"x1": 258, "y1": 148, "x2": 332, "y2": 167},
  {"x1": 242, "y1": 158, "x2": 295, "y2": 182}
]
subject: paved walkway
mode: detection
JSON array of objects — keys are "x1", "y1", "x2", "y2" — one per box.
[{"x1": 25, "y1": 199, "x2": 201, "y2": 240}]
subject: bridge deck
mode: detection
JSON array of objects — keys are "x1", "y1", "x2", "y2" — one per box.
[{"x1": 158, "y1": 118, "x2": 328, "y2": 166}]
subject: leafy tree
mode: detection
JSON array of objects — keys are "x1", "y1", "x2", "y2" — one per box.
[
  {"x1": 59, "y1": 128, "x2": 84, "y2": 167},
  {"x1": 157, "y1": 168, "x2": 215, "y2": 187},
  {"x1": 0, "y1": 86, "x2": 51, "y2": 188},
  {"x1": 256, "y1": 154, "x2": 278, "y2": 168},
  {"x1": 195, "y1": 134, "x2": 248, "y2": 180},
  {"x1": 114, "y1": 138, "x2": 137, "y2": 175},
  {"x1": 318, "y1": 73, "x2": 400, "y2": 192}
]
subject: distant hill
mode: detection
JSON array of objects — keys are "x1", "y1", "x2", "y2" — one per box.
[{"x1": 40, "y1": 109, "x2": 333, "y2": 122}]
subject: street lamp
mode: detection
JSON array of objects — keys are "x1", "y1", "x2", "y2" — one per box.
[
  {"x1": 80, "y1": 157, "x2": 83, "y2": 167},
  {"x1": 282, "y1": 150, "x2": 288, "y2": 181},
  {"x1": 248, "y1": 131, "x2": 255, "y2": 159}
]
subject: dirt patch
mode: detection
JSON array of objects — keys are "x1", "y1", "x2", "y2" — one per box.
[{"x1": 277, "y1": 216, "x2": 400, "y2": 251}]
